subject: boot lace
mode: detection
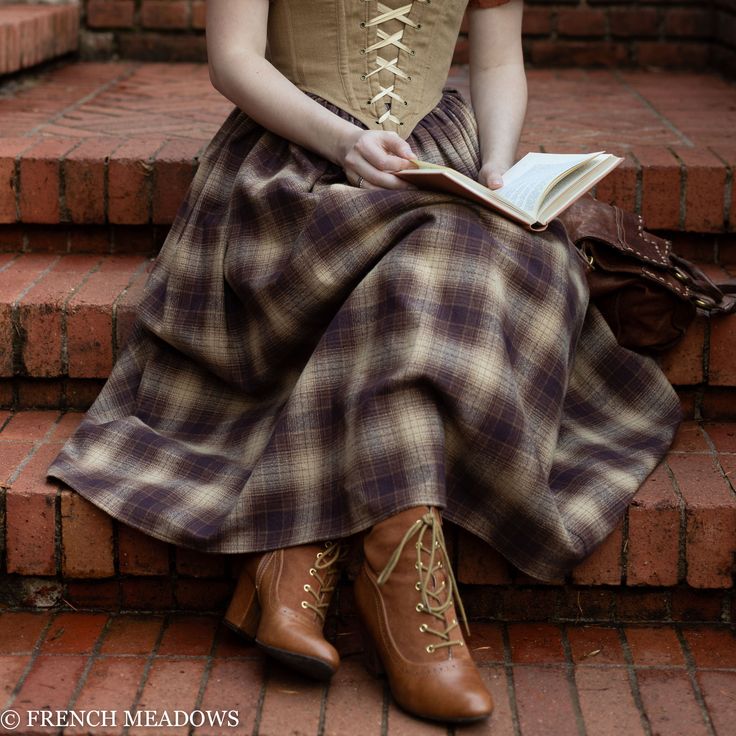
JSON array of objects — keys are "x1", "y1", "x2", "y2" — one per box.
[
  {"x1": 300, "y1": 541, "x2": 346, "y2": 622},
  {"x1": 360, "y1": 0, "x2": 429, "y2": 126},
  {"x1": 376, "y1": 510, "x2": 469, "y2": 654}
]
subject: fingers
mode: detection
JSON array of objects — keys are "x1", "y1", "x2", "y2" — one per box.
[{"x1": 344, "y1": 130, "x2": 417, "y2": 190}]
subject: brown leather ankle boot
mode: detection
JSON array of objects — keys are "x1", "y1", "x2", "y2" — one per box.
[
  {"x1": 224, "y1": 541, "x2": 344, "y2": 680},
  {"x1": 354, "y1": 508, "x2": 493, "y2": 723}
]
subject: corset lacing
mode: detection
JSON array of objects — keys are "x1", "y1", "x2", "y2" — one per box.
[{"x1": 360, "y1": 0, "x2": 430, "y2": 126}]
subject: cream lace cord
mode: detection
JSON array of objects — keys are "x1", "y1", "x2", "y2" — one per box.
[
  {"x1": 361, "y1": 0, "x2": 429, "y2": 125},
  {"x1": 301, "y1": 541, "x2": 345, "y2": 621},
  {"x1": 377, "y1": 511, "x2": 470, "y2": 654}
]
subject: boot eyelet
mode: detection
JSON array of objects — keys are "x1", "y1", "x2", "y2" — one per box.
[
  {"x1": 309, "y1": 568, "x2": 316, "y2": 575},
  {"x1": 426, "y1": 644, "x2": 435, "y2": 653},
  {"x1": 301, "y1": 601, "x2": 308, "y2": 608},
  {"x1": 415, "y1": 541, "x2": 421, "y2": 549},
  {"x1": 414, "y1": 581, "x2": 422, "y2": 591},
  {"x1": 415, "y1": 603, "x2": 424, "y2": 612},
  {"x1": 304, "y1": 584, "x2": 311, "y2": 592},
  {"x1": 316, "y1": 552, "x2": 323, "y2": 559},
  {"x1": 419, "y1": 623, "x2": 428, "y2": 632}
]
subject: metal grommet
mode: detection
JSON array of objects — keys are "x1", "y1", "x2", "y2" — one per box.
[
  {"x1": 419, "y1": 624, "x2": 428, "y2": 632},
  {"x1": 301, "y1": 601, "x2": 308, "y2": 608},
  {"x1": 426, "y1": 644, "x2": 435, "y2": 653},
  {"x1": 361, "y1": 74, "x2": 367, "y2": 80},
  {"x1": 415, "y1": 603, "x2": 424, "y2": 612}
]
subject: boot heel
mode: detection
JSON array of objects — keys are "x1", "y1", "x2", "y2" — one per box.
[
  {"x1": 357, "y1": 618, "x2": 385, "y2": 676},
  {"x1": 224, "y1": 569, "x2": 260, "y2": 639}
]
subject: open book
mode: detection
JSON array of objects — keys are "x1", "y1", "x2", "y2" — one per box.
[{"x1": 396, "y1": 151, "x2": 623, "y2": 231}]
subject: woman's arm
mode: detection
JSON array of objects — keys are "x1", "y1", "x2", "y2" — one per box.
[
  {"x1": 468, "y1": 0, "x2": 527, "y2": 189},
  {"x1": 206, "y1": 0, "x2": 414, "y2": 189}
]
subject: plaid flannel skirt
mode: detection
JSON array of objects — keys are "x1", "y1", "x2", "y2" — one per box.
[{"x1": 47, "y1": 91, "x2": 681, "y2": 581}]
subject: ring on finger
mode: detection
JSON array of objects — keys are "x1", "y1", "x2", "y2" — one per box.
[{"x1": 356, "y1": 175, "x2": 364, "y2": 188}]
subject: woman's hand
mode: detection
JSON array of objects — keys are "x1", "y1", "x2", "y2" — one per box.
[
  {"x1": 478, "y1": 162, "x2": 507, "y2": 190},
  {"x1": 338, "y1": 129, "x2": 416, "y2": 190}
]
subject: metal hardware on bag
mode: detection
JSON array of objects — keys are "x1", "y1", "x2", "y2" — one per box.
[{"x1": 674, "y1": 268, "x2": 688, "y2": 282}]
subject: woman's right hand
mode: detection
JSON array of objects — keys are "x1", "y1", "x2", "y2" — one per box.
[{"x1": 338, "y1": 129, "x2": 417, "y2": 190}]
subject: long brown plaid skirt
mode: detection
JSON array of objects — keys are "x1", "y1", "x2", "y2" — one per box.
[{"x1": 47, "y1": 91, "x2": 681, "y2": 581}]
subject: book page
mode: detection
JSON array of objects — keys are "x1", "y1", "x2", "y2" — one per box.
[{"x1": 497, "y1": 152, "x2": 602, "y2": 215}]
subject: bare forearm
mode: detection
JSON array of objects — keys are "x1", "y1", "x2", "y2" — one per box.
[
  {"x1": 467, "y1": 0, "x2": 526, "y2": 187},
  {"x1": 470, "y1": 62, "x2": 527, "y2": 171},
  {"x1": 209, "y1": 51, "x2": 362, "y2": 167}
]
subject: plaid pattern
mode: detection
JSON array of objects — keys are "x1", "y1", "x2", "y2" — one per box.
[{"x1": 48, "y1": 92, "x2": 681, "y2": 581}]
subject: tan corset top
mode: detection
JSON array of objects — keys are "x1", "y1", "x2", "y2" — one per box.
[{"x1": 267, "y1": 0, "x2": 471, "y2": 138}]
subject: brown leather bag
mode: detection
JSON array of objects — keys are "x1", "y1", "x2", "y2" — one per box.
[{"x1": 557, "y1": 196, "x2": 736, "y2": 354}]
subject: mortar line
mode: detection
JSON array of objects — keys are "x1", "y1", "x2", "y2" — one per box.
[
  {"x1": 662, "y1": 458, "x2": 688, "y2": 586},
  {"x1": 28, "y1": 64, "x2": 143, "y2": 138},
  {"x1": 5, "y1": 403, "x2": 67, "y2": 488},
  {"x1": 60, "y1": 612, "x2": 116, "y2": 736},
  {"x1": 2, "y1": 610, "x2": 60, "y2": 711},
  {"x1": 617, "y1": 626, "x2": 653, "y2": 736},
  {"x1": 121, "y1": 609, "x2": 169, "y2": 736},
  {"x1": 251, "y1": 661, "x2": 270, "y2": 736},
  {"x1": 675, "y1": 625, "x2": 718, "y2": 736},
  {"x1": 560, "y1": 624, "x2": 587, "y2": 736},
  {"x1": 708, "y1": 146, "x2": 732, "y2": 234},
  {"x1": 9, "y1": 254, "x2": 61, "y2": 377},
  {"x1": 614, "y1": 71, "x2": 694, "y2": 148},
  {"x1": 186, "y1": 616, "x2": 220, "y2": 736},
  {"x1": 59, "y1": 255, "x2": 106, "y2": 376},
  {"x1": 501, "y1": 623, "x2": 522, "y2": 736}
]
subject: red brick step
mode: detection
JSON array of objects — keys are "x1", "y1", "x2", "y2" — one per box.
[
  {"x1": 1, "y1": 410, "x2": 734, "y2": 616},
  {"x1": 0, "y1": 3, "x2": 79, "y2": 77},
  {"x1": 0, "y1": 610, "x2": 734, "y2": 736},
  {"x1": 1, "y1": 63, "x2": 735, "y2": 235},
  {"x1": 0, "y1": 253, "x2": 734, "y2": 413}
]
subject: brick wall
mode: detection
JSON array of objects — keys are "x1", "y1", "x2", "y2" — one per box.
[
  {"x1": 457, "y1": 0, "x2": 717, "y2": 69},
  {"x1": 81, "y1": 0, "x2": 205, "y2": 60},
  {"x1": 713, "y1": 0, "x2": 736, "y2": 73},
  {"x1": 75, "y1": 0, "x2": 729, "y2": 73}
]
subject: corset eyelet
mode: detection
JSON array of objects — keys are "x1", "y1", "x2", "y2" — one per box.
[{"x1": 360, "y1": 1, "x2": 426, "y2": 127}]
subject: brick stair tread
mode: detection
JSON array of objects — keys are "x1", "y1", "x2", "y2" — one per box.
[
  {"x1": 1, "y1": 612, "x2": 735, "y2": 736},
  {"x1": 0, "y1": 3, "x2": 79, "y2": 77},
  {"x1": 0, "y1": 62, "x2": 735, "y2": 231},
  {"x1": 1, "y1": 410, "x2": 735, "y2": 595},
  {"x1": 0, "y1": 253, "x2": 151, "y2": 381},
  {"x1": 0, "y1": 253, "x2": 733, "y2": 388}
]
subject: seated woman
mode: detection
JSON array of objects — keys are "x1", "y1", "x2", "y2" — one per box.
[{"x1": 47, "y1": 0, "x2": 680, "y2": 724}]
